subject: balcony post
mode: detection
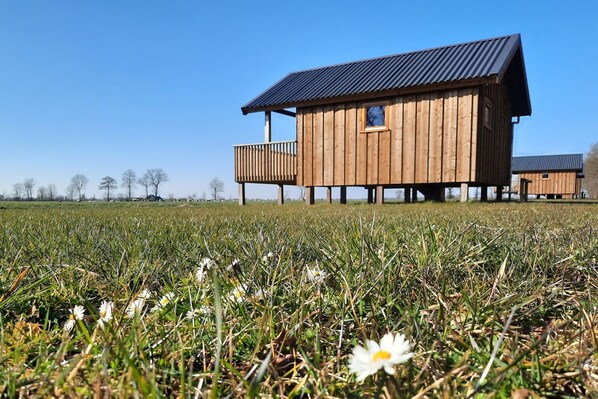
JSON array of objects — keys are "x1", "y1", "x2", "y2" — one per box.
[
  {"x1": 278, "y1": 184, "x2": 284, "y2": 205},
  {"x1": 238, "y1": 183, "x2": 245, "y2": 206},
  {"x1": 306, "y1": 186, "x2": 314, "y2": 205},
  {"x1": 264, "y1": 111, "x2": 271, "y2": 143}
]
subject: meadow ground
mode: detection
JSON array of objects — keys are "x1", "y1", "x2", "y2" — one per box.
[{"x1": 0, "y1": 201, "x2": 596, "y2": 398}]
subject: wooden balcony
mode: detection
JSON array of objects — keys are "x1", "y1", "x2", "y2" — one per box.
[{"x1": 234, "y1": 141, "x2": 297, "y2": 184}]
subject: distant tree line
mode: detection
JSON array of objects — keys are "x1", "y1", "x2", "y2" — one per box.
[{"x1": 3, "y1": 168, "x2": 169, "y2": 202}]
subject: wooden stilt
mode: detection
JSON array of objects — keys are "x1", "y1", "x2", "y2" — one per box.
[
  {"x1": 405, "y1": 187, "x2": 411, "y2": 203},
  {"x1": 376, "y1": 186, "x2": 384, "y2": 205},
  {"x1": 326, "y1": 187, "x2": 332, "y2": 204},
  {"x1": 306, "y1": 186, "x2": 314, "y2": 205},
  {"x1": 238, "y1": 183, "x2": 245, "y2": 206},
  {"x1": 278, "y1": 184, "x2": 284, "y2": 205},
  {"x1": 411, "y1": 188, "x2": 417, "y2": 203},
  {"x1": 496, "y1": 186, "x2": 503, "y2": 202},
  {"x1": 439, "y1": 187, "x2": 446, "y2": 202},
  {"x1": 340, "y1": 186, "x2": 347, "y2": 204},
  {"x1": 460, "y1": 183, "x2": 469, "y2": 203},
  {"x1": 367, "y1": 188, "x2": 374, "y2": 204},
  {"x1": 481, "y1": 185, "x2": 488, "y2": 202}
]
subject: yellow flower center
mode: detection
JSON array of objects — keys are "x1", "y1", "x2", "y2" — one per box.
[
  {"x1": 372, "y1": 350, "x2": 391, "y2": 362},
  {"x1": 100, "y1": 309, "x2": 107, "y2": 317}
]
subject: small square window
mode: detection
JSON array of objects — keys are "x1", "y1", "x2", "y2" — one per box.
[
  {"x1": 542, "y1": 173, "x2": 549, "y2": 179},
  {"x1": 362, "y1": 102, "x2": 388, "y2": 132},
  {"x1": 366, "y1": 105, "x2": 385, "y2": 127}
]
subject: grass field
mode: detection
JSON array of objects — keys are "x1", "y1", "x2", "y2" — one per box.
[{"x1": 0, "y1": 201, "x2": 597, "y2": 398}]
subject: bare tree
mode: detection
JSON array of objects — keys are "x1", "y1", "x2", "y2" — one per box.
[
  {"x1": 13, "y1": 183, "x2": 24, "y2": 200},
  {"x1": 138, "y1": 174, "x2": 151, "y2": 199},
  {"x1": 144, "y1": 168, "x2": 169, "y2": 197},
  {"x1": 71, "y1": 174, "x2": 89, "y2": 200},
  {"x1": 65, "y1": 184, "x2": 76, "y2": 201},
  {"x1": 585, "y1": 142, "x2": 598, "y2": 199},
  {"x1": 37, "y1": 186, "x2": 47, "y2": 201},
  {"x1": 121, "y1": 169, "x2": 137, "y2": 200},
  {"x1": 47, "y1": 184, "x2": 56, "y2": 201},
  {"x1": 209, "y1": 177, "x2": 224, "y2": 200},
  {"x1": 99, "y1": 176, "x2": 118, "y2": 201},
  {"x1": 23, "y1": 178, "x2": 35, "y2": 201}
]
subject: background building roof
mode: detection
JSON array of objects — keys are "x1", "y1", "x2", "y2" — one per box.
[
  {"x1": 242, "y1": 34, "x2": 531, "y2": 116},
  {"x1": 512, "y1": 154, "x2": 584, "y2": 173}
]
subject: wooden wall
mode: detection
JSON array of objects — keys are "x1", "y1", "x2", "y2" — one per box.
[
  {"x1": 474, "y1": 84, "x2": 514, "y2": 186},
  {"x1": 296, "y1": 87, "x2": 502, "y2": 187},
  {"x1": 518, "y1": 172, "x2": 581, "y2": 196}
]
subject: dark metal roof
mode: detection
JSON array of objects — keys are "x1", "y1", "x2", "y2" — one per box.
[
  {"x1": 242, "y1": 34, "x2": 531, "y2": 116},
  {"x1": 512, "y1": 154, "x2": 584, "y2": 173}
]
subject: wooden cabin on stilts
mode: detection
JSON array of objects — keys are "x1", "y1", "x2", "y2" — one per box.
[{"x1": 235, "y1": 34, "x2": 532, "y2": 205}]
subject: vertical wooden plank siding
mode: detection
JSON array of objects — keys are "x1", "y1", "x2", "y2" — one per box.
[
  {"x1": 334, "y1": 105, "x2": 346, "y2": 186},
  {"x1": 323, "y1": 106, "x2": 335, "y2": 186},
  {"x1": 345, "y1": 104, "x2": 357, "y2": 185},
  {"x1": 402, "y1": 96, "x2": 416, "y2": 184},
  {"x1": 469, "y1": 89, "x2": 479, "y2": 181},
  {"x1": 356, "y1": 107, "x2": 368, "y2": 185},
  {"x1": 378, "y1": 130, "x2": 391, "y2": 185},
  {"x1": 442, "y1": 91, "x2": 458, "y2": 182},
  {"x1": 296, "y1": 110, "x2": 304, "y2": 186},
  {"x1": 520, "y1": 171, "x2": 579, "y2": 196},
  {"x1": 367, "y1": 131, "x2": 379, "y2": 184},
  {"x1": 456, "y1": 88, "x2": 473, "y2": 182},
  {"x1": 313, "y1": 109, "x2": 324, "y2": 186},
  {"x1": 289, "y1": 86, "x2": 508, "y2": 189},
  {"x1": 428, "y1": 93, "x2": 444, "y2": 183},
  {"x1": 415, "y1": 94, "x2": 430, "y2": 183},
  {"x1": 303, "y1": 111, "x2": 313, "y2": 186},
  {"x1": 475, "y1": 83, "x2": 512, "y2": 186},
  {"x1": 389, "y1": 98, "x2": 404, "y2": 184}
]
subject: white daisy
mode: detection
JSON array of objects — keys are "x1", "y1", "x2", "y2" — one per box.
[
  {"x1": 348, "y1": 332, "x2": 413, "y2": 382},
  {"x1": 97, "y1": 301, "x2": 113, "y2": 328},
  {"x1": 152, "y1": 292, "x2": 176, "y2": 312},
  {"x1": 158, "y1": 292, "x2": 175, "y2": 307},
  {"x1": 306, "y1": 265, "x2": 328, "y2": 284},
  {"x1": 227, "y1": 283, "x2": 248, "y2": 303},
  {"x1": 138, "y1": 289, "x2": 152, "y2": 299},
  {"x1": 64, "y1": 305, "x2": 85, "y2": 333},
  {"x1": 126, "y1": 297, "x2": 146, "y2": 318}
]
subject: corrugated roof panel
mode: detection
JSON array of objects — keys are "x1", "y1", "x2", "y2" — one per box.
[
  {"x1": 242, "y1": 34, "x2": 531, "y2": 116},
  {"x1": 512, "y1": 154, "x2": 584, "y2": 173}
]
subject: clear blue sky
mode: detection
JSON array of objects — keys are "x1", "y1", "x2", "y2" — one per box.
[{"x1": 1, "y1": 1, "x2": 597, "y2": 200}]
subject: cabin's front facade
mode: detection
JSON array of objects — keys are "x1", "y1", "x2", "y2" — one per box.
[
  {"x1": 511, "y1": 154, "x2": 584, "y2": 199},
  {"x1": 235, "y1": 34, "x2": 531, "y2": 204}
]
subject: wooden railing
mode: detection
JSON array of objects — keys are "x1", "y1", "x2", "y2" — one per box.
[{"x1": 234, "y1": 141, "x2": 297, "y2": 184}]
